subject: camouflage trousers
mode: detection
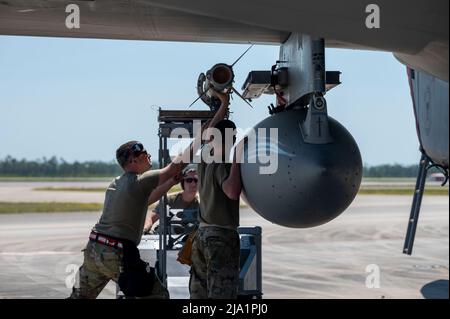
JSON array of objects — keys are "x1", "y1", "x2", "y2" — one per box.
[
  {"x1": 69, "y1": 240, "x2": 169, "y2": 299},
  {"x1": 189, "y1": 226, "x2": 240, "y2": 299}
]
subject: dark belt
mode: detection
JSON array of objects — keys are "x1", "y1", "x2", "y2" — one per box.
[{"x1": 89, "y1": 231, "x2": 124, "y2": 249}]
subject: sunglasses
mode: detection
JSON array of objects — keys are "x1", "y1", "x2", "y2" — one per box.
[
  {"x1": 130, "y1": 142, "x2": 146, "y2": 154},
  {"x1": 184, "y1": 177, "x2": 198, "y2": 184},
  {"x1": 131, "y1": 143, "x2": 151, "y2": 159}
]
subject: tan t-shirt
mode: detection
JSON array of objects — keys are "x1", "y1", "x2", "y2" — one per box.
[
  {"x1": 93, "y1": 170, "x2": 160, "y2": 245},
  {"x1": 198, "y1": 161, "x2": 240, "y2": 229},
  {"x1": 153, "y1": 192, "x2": 200, "y2": 215}
]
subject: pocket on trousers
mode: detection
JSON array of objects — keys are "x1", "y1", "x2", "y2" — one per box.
[
  {"x1": 205, "y1": 237, "x2": 230, "y2": 266},
  {"x1": 98, "y1": 250, "x2": 121, "y2": 277}
]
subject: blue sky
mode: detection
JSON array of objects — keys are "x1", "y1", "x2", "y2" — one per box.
[{"x1": 0, "y1": 36, "x2": 420, "y2": 166}]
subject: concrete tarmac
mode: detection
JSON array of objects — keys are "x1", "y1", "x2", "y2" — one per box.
[
  {"x1": 0, "y1": 181, "x2": 108, "y2": 203},
  {"x1": 0, "y1": 194, "x2": 447, "y2": 299}
]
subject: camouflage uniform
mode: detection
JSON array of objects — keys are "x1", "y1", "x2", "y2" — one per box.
[
  {"x1": 189, "y1": 154, "x2": 241, "y2": 299},
  {"x1": 69, "y1": 240, "x2": 169, "y2": 299},
  {"x1": 69, "y1": 166, "x2": 169, "y2": 299},
  {"x1": 189, "y1": 226, "x2": 240, "y2": 299},
  {"x1": 69, "y1": 241, "x2": 120, "y2": 299}
]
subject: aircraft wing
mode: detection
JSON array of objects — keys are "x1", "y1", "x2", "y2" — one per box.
[
  {"x1": 0, "y1": 0, "x2": 448, "y2": 79},
  {"x1": 0, "y1": 0, "x2": 288, "y2": 44}
]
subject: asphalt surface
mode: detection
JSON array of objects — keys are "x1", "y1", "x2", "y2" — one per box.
[
  {"x1": 0, "y1": 181, "x2": 108, "y2": 203},
  {"x1": 0, "y1": 194, "x2": 448, "y2": 299}
]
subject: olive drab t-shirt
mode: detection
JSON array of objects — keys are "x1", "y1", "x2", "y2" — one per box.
[
  {"x1": 93, "y1": 170, "x2": 160, "y2": 245},
  {"x1": 153, "y1": 192, "x2": 200, "y2": 215},
  {"x1": 197, "y1": 161, "x2": 240, "y2": 228}
]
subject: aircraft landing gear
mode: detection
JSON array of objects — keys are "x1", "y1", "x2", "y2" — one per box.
[{"x1": 403, "y1": 152, "x2": 449, "y2": 255}]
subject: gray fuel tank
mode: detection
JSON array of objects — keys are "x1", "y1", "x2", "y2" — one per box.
[{"x1": 240, "y1": 108, "x2": 362, "y2": 228}]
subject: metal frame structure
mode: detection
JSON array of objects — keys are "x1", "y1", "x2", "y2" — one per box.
[
  {"x1": 238, "y1": 226, "x2": 263, "y2": 299},
  {"x1": 157, "y1": 108, "x2": 214, "y2": 285},
  {"x1": 156, "y1": 109, "x2": 263, "y2": 299}
]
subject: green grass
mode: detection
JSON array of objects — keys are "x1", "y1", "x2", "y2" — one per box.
[
  {"x1": 0, "y1": 187, "x2": 447, "y2": 214},
  {"x1": 33, "y1": 184, "x2": 447, "y2": 196},
  {"x1": 0, "y1": 176, "x2": 113, "y2": 182},
  {"x1": 33, "y1": 185, "x2": 184, "y2": 193},
  {"x1": 0, "y1": 202, "x2": 103, "y2": 214},
  {"x1": 361, "y1": 177, "x2": 417, "y2": 182},
  {"x1": 2, "y1": 176, "x2": 418, "y2": 182},
  {"x1": 169, "y1": 185, "x2": 182, "y2": 193},
  {"x1": 33, "y1": 185, "x2": 448, "y2": 196},
  {"x1": 358, "y1": 188, "x2": 448, "y2": 196},
  {"x1": 33, "y1": 187, "x2": 107, "y2": 192}
]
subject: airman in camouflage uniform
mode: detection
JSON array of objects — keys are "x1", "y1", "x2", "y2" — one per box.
[
  {"x1": 187, "y1": 90, "x2": 243, "y2": 299},
  {"x1": 69, "y1": 141, "x2": 185, "y2": 299},
  {"x1": 144, "y1": 168, "x2": 200, "y2": 234},
  {"x1": 72, "y1": 239, "x2": 169, "y2": 299},
  {"x1": 190, "y1": 226, "x2": 240, "y2": 298}
]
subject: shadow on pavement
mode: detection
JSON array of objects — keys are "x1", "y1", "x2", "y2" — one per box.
[{"x1": 421, "y1": 279, "x2": 449, "y2": 299}]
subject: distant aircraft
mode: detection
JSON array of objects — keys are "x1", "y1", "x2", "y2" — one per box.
[{"x1": 0, "y1": 0, "x2": 448, "y2": 254}]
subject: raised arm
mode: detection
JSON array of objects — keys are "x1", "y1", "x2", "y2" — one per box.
[
  {"x1": 206, "y1": 90, "x2": 231, "y2": 132},
  {"x1": 148, "y1": 175, "x2": 180, "y2": 205},
  {"x1": 222, "y1": 141, "x2": 243, "y2": 200},
  {"x1": 143, "y1": 175, "x2": 179, "y2": 232},
  {"x1": 143, "y1": 210, "x2": 161, "y2": 233},
  {"x1": 156, "y1": 163, "x2": 184, "y2": 189},
  {"x1": 174, "y1": 89, "x2": 231, "y2": 165},
  {"x1": 157, "y1": 90, "x2": 230, "y2": 186}
]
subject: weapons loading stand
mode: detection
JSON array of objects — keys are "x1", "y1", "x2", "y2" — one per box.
[
  {"x1": 156, "y1": 108, "x2": 263, "y2": 299},
  {"x1": 157, "y1": 109, "x2": 213, "y2": 288}
]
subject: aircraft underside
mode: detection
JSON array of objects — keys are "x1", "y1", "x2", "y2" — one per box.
[{"x1": 0, "y1": 0, "x2": 448, "y2": 254}]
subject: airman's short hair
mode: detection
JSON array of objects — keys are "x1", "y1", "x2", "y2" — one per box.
[{"x1": 116, "y1": 140, "x2": 144, "y2": 168}]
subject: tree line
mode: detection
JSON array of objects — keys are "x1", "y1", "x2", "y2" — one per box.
[
  {"x1": 362, "y1": 164, "x2": 420, "y2": 178},
  {"x1": 0, "y1": 156, "x2": 123, "y2": 177},
  {"x1": 0, "y1": 155, "x2": 429, "y2": 178}
]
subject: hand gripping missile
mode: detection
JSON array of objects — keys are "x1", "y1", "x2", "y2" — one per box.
[{"x1": 189, "y1": 45, "x2": 254, "y2": 110}]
